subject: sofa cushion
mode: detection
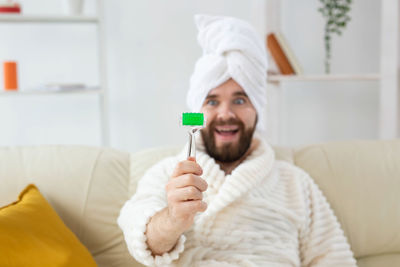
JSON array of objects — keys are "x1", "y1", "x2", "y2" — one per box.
[
  {"x1": 357, "y1": 253, "x2": 400, "y2": 267},
  {"x1": 292, "y1": 139, "x2": 400, "y2": 263},
  {"x1": 0, "y1": 184, "x2": 97, "y2": 266}
]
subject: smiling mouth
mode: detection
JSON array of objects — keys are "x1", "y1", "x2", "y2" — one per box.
[{"x1": 215, "y1": 127, "x2": 239, "y2": 136}]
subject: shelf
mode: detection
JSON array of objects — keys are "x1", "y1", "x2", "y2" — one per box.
[
  {"x1": 0, "y1": 87, "x2": 102, "y2": 96},
  {"x1": 0, "y1": 1, "x2": 110, "y2": 146},
  {"x1": 0, "y1": 14, "x2": 98, "y2": 23},
  {"x1": 267, "y1": 74, "x2": 381, "y2": 83}
]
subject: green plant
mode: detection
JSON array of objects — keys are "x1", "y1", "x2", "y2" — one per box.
[{"x1": 318, "y1": 0, "x2": 353, "y2": 73}]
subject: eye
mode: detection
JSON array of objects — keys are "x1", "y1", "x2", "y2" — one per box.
[
  {"x1": 233, "y1": 98, "x2": 245, "y2": 105},
  {"x1": 206, "y1": 99, "x2": 218, "y2": 106}
]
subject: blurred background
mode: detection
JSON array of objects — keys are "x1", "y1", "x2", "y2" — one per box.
[{"x1": 0, "y1": 0, "x2": 397, "y2": 153}]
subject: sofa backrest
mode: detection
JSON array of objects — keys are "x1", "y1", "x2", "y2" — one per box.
[
  {"x1": 0, "y1": 145, "x2": 138, "y2": 267},
  {"x1": 291, "y1": 139, "x2": 400, "y2": 267}
]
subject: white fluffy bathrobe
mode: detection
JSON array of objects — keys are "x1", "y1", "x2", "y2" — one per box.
[{"x1": 118, "y1": 137, "x2": 357, "y2": 267}]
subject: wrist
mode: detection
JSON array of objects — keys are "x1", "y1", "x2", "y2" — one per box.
[
  {"x1": 146, "y1": 208, "x2": 182, "y2": 255},
  {"x1": 161, "y1": 208, "x2": 184, "y2": 237}
]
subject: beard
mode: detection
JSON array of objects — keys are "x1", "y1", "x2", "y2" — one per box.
[{"x1": 200, "y1": 117, "x2": 256, "y2": 163}]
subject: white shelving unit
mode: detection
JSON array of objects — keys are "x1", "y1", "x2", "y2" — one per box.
[
  {"x1": 0, "y1": 14, "x2": 98, "y2": 23},
  {"x1": 264, "y1": 0, "x2": 399, "y2": 146},
  {"x1": 0, "y1": 0, "x2": 110, "y2": 146},
  {"x1": 0, "y1": 87, "x2": 102, "y2": 96},
  {"x1": 380, "y1": 0, "x2": 400, "y2": 139}
]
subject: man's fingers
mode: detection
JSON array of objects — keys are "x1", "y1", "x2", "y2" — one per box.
[
  {"x1": 168, "y1": 174, "x2": 208, "y2": 192},
  {"x1": 171, "y1": 160, "x2": 203, "y2": 178},
  {"x1": 169, "y1": 186, "x2": 203, "y2": 202}
]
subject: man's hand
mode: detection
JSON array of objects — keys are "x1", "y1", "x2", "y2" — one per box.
[
  {"x1": 166, "y1": 157, "x2": 208, "y2": 232},
  {"x1": 145, "y1": 157, "x2": 208, "y2": 255}
]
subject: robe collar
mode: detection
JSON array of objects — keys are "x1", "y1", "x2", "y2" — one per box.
[{"x1": 178, "y1": 132, "x2": 276, "y2": 224}]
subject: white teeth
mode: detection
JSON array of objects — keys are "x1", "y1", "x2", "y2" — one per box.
[
  {"x1": 216, "y1": 127, "x2": 238, "y2": 131},
  {"x1": 216, "y1": 129, "x2": 238, "y2": 133}
]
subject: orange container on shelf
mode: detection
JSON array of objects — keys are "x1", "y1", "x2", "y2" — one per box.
[{"x1": 3, "y1": 61, "x2": 18, "y2": 91}]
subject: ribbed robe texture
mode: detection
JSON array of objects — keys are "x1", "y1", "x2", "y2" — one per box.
[{"x1": 118, "y1": 138, "x2": 357, "y2": 267}]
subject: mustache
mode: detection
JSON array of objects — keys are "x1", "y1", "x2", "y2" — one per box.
[{"x1": 209, "y1": 118, "x2": 242, "y2": 127}]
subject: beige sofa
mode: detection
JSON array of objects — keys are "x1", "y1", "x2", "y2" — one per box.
[{"x1": 1, "y1": 139, "x2": 399, "y2": 267}]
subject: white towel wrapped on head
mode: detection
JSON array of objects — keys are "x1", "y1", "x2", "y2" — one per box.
[{"x1": 187, "y1": 14, "x2": 268, "y2": 132}]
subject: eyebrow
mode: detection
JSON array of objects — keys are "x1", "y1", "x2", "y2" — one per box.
[
  {"x1": 205, "y1": 91, "x2": 249, "y2": 99},
  {"x1": 205, "y1": 94, "x2": 218, "y2": 99},
  {"x1": 233, "y1": 91, "x2": 248, "y2": 98}
]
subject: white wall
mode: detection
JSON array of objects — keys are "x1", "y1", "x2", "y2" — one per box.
[
  {"x1": 0, "y1": 0, "x2": 381, "y2": 152},
  {"x1": 104, "y1": 0, "x2": 268, "y2": 152},
  {"x1": 280, "y1": 0, "x2": 380, "y2": 146}
]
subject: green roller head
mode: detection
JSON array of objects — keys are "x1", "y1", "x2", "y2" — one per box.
[{"x1": 182, "y1": 112, "x2": 205, "y2": 127}]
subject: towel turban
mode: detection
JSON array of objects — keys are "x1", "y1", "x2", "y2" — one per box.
[{"x1": 186, "y1": 14, "x2": 268, "y2": 132}]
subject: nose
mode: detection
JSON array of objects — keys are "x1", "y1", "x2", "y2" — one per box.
[{"x1": 216, "y1": 102, "x2": 235, "y2": 121}]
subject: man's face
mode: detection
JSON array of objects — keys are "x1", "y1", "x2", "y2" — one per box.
[{"x1": 200, "y1": 79, "x2": 257, "y2": 163}]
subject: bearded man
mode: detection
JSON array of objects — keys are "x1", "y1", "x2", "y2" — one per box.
[{"x1": 118, "y1": 14, "x2": 357, "y2": 267}]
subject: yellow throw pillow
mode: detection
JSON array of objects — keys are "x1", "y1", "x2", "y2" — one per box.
[{"x1": 0, "y1": 184, "x2": 97, "y2": 267}]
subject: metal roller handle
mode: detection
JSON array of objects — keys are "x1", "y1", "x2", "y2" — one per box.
[{"x1": 187, "y1": 128, "x2": 199, "y2": 159}]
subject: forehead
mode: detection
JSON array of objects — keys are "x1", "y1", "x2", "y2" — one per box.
[{"x1": 206, "y1": 79, "x2": 246, "y2": 98}]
